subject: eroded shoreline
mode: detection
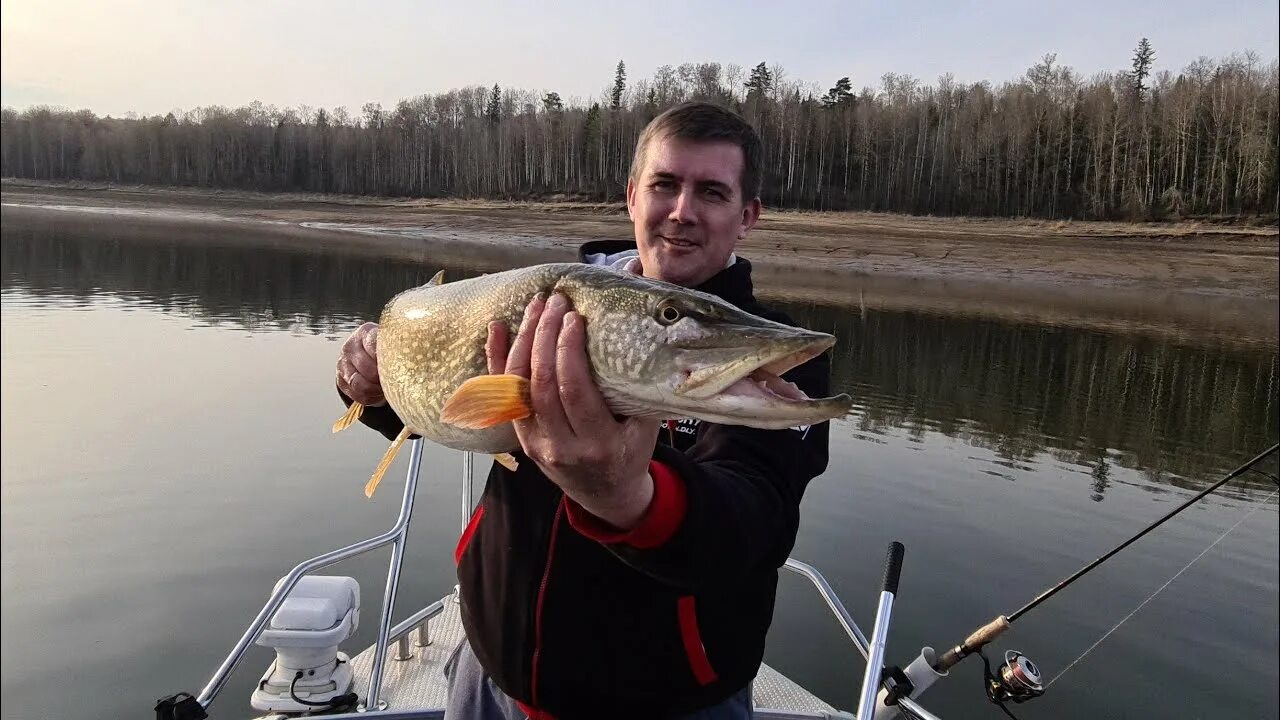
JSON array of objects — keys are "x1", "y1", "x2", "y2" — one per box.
[{"x1": 3, "y1": 181, "x2": 1276, "y2": 347}]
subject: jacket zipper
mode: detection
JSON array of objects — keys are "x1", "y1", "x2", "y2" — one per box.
[{"x1": 530, "y1": 497, "x2": 566, "y2": 708}]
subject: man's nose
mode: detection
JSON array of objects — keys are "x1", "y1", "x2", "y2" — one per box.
[{"x1": 667, "y1": 188, "x2": 697, "y2": 224}]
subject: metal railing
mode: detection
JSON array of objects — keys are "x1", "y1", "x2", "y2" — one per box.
[
  {"x1": 194, "y1": 444, "x2": 935, "y2": 719},
  {"x1": 897, "y1": 696, "x2": 944, "y2": 720},
  {"x1": 387, "y1": 597, "x2": 446, "y2": 662},
  {"x1": 782, "y1": 558, "x2": 871, "y2": 660},
  {"x1": 196, "y1": 438, "x2": 427, "y2": 713}
]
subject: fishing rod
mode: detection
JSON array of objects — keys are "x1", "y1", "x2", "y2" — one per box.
[
  {"x1": 912, "y1": 442, "x2": 1280, "y2": 709},
  {"x1": 873, "y1": 443, "x2": 1280, "y2": 720}
]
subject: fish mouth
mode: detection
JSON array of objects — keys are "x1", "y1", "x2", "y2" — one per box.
[{"x1": 675, "y1": 334, "x2": 838, "y2": 402}]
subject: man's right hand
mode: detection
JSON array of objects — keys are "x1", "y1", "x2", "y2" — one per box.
[{"x1": 337, "y1": 322, "x2": 385, "y2": 406}]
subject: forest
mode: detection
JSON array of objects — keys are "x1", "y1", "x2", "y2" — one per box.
[{"x1": 3, "y1": 40, "x2": 1276, "y2": 220}]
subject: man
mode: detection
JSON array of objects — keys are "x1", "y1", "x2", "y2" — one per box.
[{"x1": 336, "y1": 102, "x2": 832, "y2": 719}]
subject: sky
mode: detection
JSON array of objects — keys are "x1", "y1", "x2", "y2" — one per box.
[{"x1": 2, "y1": 0, "x2": 1277, "y2": 117}]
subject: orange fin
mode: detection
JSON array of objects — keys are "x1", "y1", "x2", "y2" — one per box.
[
  {"x1": 440, "y1": 375, "x2": 532, "y2": 429},
  {"x1": 364, "y1": 427, "x2": 412, "y2": 498},
  {"x1": 332, "y1": 402, "x2": 364, "y2": 433},
  {"x1": 492, "y1": 452, "x2": 519, "y2": 472}
]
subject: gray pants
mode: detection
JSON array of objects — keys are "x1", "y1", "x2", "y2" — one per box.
[{"x1": 443, "y1": 638, "x2": 753, "y2": 719}]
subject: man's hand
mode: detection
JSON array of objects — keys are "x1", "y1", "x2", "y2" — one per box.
[
  {"x1": 487, "y1": 293, "x2": 661, "y2": 530},
  {"x1": 337, "y1": 322, "x2": 385, "y2": 407}
]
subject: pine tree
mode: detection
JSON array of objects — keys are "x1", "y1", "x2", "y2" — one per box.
[
  {"x1": 611, "y1": 61, "x2": 627, "y2": 111},
  {"x1": 583, "y1": 102, "x2": 601, "y2": 140},
  {"x1": 745, "y1": 62, "x2": 773, "y2": 100},
  {"x1": 822, "y1": 77, "x2": 853, "y2": 107},
  {"x1": 486, "y1": 84, "x2": 501, "y2": 124},
  {"x1": 1131, "y1": 38, "x2": 1155, "y2": 97}
]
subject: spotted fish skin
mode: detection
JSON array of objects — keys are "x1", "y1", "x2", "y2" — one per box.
[{"x1": 376, "y1": 263, "x2": 852, "y2": 454}]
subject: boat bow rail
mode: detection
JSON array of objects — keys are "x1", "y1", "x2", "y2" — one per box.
[{"x1": 169, "y1": 440, "x2": 946, "y2": 720}]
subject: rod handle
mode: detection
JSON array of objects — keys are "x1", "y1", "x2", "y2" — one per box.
[
  {"x1": 881, "y1": 542, "x2": 905, "y2": 595},
  {"x1": 933, "y1": 615, "x2": 1010, "y2": 672},
  {"x1": 963, "y1": 614, "x2": 1010, "y2": 649}
]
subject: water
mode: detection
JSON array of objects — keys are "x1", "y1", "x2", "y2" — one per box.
[{"x1": 2, "y1": 209, "x2": 1276, "y2": 720}]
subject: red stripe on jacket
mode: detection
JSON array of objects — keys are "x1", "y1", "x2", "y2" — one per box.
[
  {"x1": 564, "y1": 460, "x2": 687, "y2": 548},
  {"x1": 453, "y1": 505, "x2": 485, "y2": 565},
  {"x1": 677, "y1": 596, "x2": 719, "y2": 685}
]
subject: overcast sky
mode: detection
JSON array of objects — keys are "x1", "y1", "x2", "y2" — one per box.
[{"x1": 3, "y1": 0, "x2": 1277, "y2": 117}]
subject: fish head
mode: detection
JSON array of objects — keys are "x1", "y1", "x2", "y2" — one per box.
[{"x1": 557, "y1": 267, "x2": 853, "y2": 430}]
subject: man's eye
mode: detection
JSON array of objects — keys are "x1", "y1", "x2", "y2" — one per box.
[
  {"x1": 704, "y1": 188, "x2": 726, "y2": 200},
  {"x1": 653, "y1": 180, "x2": 674, "y2": 190}
]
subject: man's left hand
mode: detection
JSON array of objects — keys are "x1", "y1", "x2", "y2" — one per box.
[{"x1": 487, "y1": 292, "x2": 661, "y2": 530}]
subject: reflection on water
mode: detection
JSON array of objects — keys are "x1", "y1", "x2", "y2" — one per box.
[
  {"x1": 2, "y1": 210, "x2": 1277, "y2": 720},
  {"x1": 5, "y1": 217, "x2": 1275, "y2": 500},
  {"x1": 0, "y1": 219, "x2": 452, "y2": 336},
  {"x1": 794, "y1": 303, "x2": 1279, "y2": 497}
]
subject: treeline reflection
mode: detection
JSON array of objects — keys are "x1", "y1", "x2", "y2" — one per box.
[{"x1": 3, "y1": 218, "x2": 1274, "y2": 492}]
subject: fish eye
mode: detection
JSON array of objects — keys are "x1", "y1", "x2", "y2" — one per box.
[{"x1": 656, "y1": 301, "x2": 682, "y2": 325}]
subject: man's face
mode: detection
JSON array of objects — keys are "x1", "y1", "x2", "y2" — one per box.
[{"x1": 627, "y1": 136, "x2": 761, "y2": 288}]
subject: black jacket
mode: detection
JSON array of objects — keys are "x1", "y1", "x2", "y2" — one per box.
[{"x1": 348, "y1": 242, "x2": 832, "y2": 719}]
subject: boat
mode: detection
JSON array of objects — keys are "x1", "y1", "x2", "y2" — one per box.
[
  {"x1": 159, "y1": 440, "x2": 955, "y2": 720},
  {"x1": 157, "y1": 435, "x2": 1276, "y2": 720}
]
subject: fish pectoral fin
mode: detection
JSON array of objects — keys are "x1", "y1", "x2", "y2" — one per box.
[
  {"x1": 332, "y1": 402, "x2": 364, "y2": 433},
  {"x1": 440, "y1": 375, "x2": 532, "y2": 429},
  {"x1": 492, "y1": 452, "x2": 519, "y2": 472},
  {"x1": 364, "y1": 427, "x2": 412, "y2": 498}
]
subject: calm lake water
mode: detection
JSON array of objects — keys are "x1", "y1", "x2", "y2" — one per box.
[{"x1": 2, "y1": 208, "x2": 1277, "y2": 720}]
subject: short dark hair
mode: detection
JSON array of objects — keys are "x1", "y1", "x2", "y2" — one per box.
[{"x1": 628, "y1": 102, "x2": 763, "y2": 202}]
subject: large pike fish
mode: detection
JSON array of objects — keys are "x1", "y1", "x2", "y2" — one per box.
[{"x1": 334, "y1": 263, "x2": 853, "y2": 497}]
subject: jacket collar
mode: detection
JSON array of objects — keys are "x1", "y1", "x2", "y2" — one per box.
[{"x1": 577, "y1": 240, "x2": 756, "y2": 308}]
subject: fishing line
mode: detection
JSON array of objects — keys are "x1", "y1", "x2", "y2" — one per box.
[
  {"x1": 1247, "y1": 467, "x2": 1279, "y2": 486},
  {"x1": 1045, "y1": 487, "x2": 1279, "y2": 688},
  {"x1": 1006, "y1": 443, "x2": 1279, "y2": 623},
  {"x1": 934, "y1": 444, "x2": 1279, "y2": 678}
]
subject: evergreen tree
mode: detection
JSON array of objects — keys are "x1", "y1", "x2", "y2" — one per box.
[
  {"x1": 611, "y1": 61, "x2": 627, "y2": 111},
  {"x1": 822, "y1": 77, "x2": 853, "y2": 107},
  {"x1": 1131, "y1": 38, "x2": 1156, "y2": 96},
  {"x1": 744, "y1": 62, "x2": 773, "y2": 100},
  {"x1": 486, "y1": 84, "x2": 501, "y2": 124}
]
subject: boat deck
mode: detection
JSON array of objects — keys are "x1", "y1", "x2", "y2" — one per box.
[
  {"x1": 340, "y1": 593, "x2": 839, "y2": 717},
  {"x1": 240, "y1": 444, "x2": 853, "y2": 720}
]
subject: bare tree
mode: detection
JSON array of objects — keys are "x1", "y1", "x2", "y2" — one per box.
[{"x1": 3, "y1": 53, "x2": 1276, "y2": 219}]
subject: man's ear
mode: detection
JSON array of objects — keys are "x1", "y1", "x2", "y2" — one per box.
[
  {"x1": 739, "y1": 197, "x2": 762, "y2": 238},
  {"x1": 626, "y1": 178, "x2": 637, "y2": 220}
]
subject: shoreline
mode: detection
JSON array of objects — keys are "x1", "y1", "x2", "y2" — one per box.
[{"x1": 3, "y1": 179, "x2": 1277, "y2": 347}]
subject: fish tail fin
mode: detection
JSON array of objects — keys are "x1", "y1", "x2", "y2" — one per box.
[
  {"x1": 440, "y1": 375, "x2": 532, "y2": 429},
  {"x1": 364, "y1": 427, "x2": 412, "y2": 498},
  {"x1": 492, "y1": 452, "x2": 519, "y2": 472},
  {"x1": 332, "y1": 402, "x2": 364, "y2": 433}
]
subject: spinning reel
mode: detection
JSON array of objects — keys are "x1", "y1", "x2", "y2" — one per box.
[{"x1": 984, "y1": 650, "x2": 1045, "y2": 705}]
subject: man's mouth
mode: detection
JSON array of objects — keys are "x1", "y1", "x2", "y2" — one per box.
[{"x1": 659, "y1": 235, "x2": 699, "y2": 249}]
